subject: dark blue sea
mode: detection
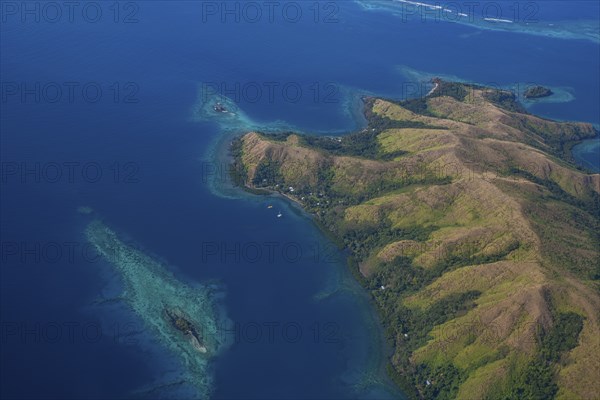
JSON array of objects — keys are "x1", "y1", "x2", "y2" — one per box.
[{"x1": 1, "y1": 1, "x2": 599, "y2": 399}]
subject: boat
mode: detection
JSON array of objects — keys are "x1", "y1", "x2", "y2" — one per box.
[
  {"x1": 277, "y1": 212, "x2": 283, "y2": 218},
  {"x1": 267, "y1": 205, "x2": 273, "y2": 209}
]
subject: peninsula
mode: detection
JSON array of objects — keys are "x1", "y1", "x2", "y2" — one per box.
[{"x1": 231, "y1": 81, "x2": 600, "y2": 399}]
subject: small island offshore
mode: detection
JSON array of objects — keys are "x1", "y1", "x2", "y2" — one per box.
[
  {"x1": 230, "y1": 81, "x2": 600, "y2": 399},
  {"x1": 86, "y1": 220, "x2": 227, "y2": 398},
  {"x1": 524, "y1": 85, "x2": 554, "y2": 99}
]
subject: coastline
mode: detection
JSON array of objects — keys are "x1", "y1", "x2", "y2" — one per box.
[
  {"x1": 5, "y1": 1, "x2": 600, "y2": 398},
  {"x1": 571, "y1": 135, "x2": 600, "y2": 173},
  {"x1": 210, "y1": 126, "x2": 405, "y2": 398},
  {"x1": 250, "y1": 185, "x2": 404, "y2": 397},
  {"x1": 227, "y1": 136, "x2": 407, "y2": 397},
  {"x1": 227, "y1": 82, "x2": 600, "y2": 398}
]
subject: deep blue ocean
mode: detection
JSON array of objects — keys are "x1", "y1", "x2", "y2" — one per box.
[{"x1": 1, "y1": 2, "x2": 599, "y2": 399}]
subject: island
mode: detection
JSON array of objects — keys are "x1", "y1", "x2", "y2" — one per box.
[
  {"x1": 164, "y1": 307, "x2": 208, "y2": 354},
  {"x1": 86, "y1": 220, "x2": 226, "y2": 397},
  {"x1": 524, "y1": 85, "x2": 554, "y2": 99},
  {"x1": 213, "y1": 102, "x2": 228, "y2": 113},
  {"x1": 230, "y1": 81, "x2": 600, "y2": 399}
]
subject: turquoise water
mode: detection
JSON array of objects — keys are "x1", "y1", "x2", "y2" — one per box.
[
  {"x1": 1, "y1": 1, "x2": 598, "y2": 399},
  {"x1": 356, "y1": 0, "x2": 600, "y2": 43},
  {"x1": 86, "y1": 220, "x2": 229, "y2": 398},
  {"x1": 572, "y1": 137, "x2": 600, "y2": 172}
]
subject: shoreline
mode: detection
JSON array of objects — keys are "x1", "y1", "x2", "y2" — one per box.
[
  {"x1": 245, "y1": 184, "x2": 404, "y2": 397},
  {"x1": 571, "y1": 134, "x2": 600, "y2": 173},
  {"x1": 208, "y1": 77, "x2": 599, "y2": 398},
  {"x1": 231, "y1": 161, "x2": 405, "y2": 398},
  {"x1": 226, "y1": 81, "x2": 600, "y2": 398},
  {"x1": 213, "y1": 129, "x2": 404, "y2": 398}
]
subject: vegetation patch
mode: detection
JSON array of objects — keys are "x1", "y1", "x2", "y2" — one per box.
[
  {"x1": 524, "y1": 86, "x2": 554, "y2": 99},
  {"x1": 230, "y1": 82, "x2": 600, "y2": 399},
  {"x1": 507, "y1": 312, "x2": 584, "y2": 399},
  {"x1": 482, "y1": 88, "x2": 528, "y2": 113}
]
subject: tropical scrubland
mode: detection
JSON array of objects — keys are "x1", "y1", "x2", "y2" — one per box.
[{"x1": 231, "y1": 81, "x2": 600, "y2": 399}]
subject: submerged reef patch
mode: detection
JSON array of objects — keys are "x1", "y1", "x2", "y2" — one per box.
[{"x1": 86, "y1": 220, "x2": 227, "y2": 399}]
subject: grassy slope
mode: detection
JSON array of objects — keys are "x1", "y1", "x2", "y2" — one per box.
[{"x1": 232, "y1": 82, "x2": 600, "y2": 399}]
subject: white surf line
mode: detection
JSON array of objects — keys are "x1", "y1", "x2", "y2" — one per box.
[
  {"x1": 391, "y1": 0, "x2": 473, "y2": 19},
  {"x1": 484, "y1": 18, "x2": 514, "y2": 23},
  {"x1": 392, "y1": 0, "x2": 443, "y2": 10}
]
